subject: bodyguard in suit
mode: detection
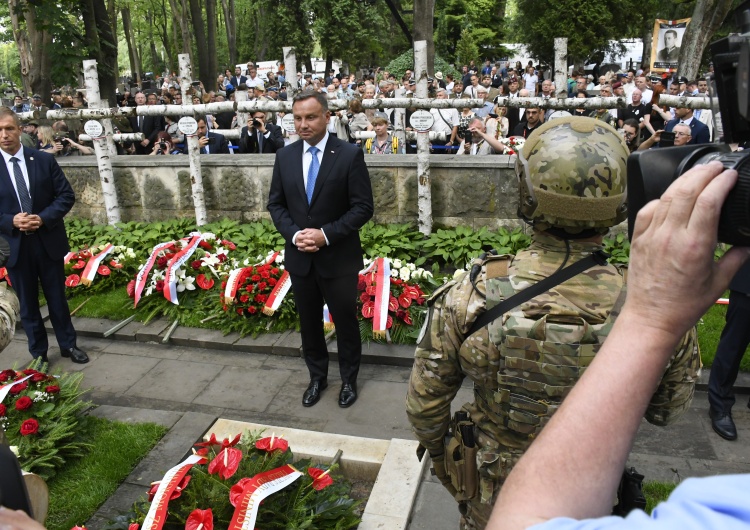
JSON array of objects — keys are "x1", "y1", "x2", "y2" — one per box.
[
  {"x1": 708, "y1": 259, "x2": 750, "y2": 440},
  {"x1": 0, "y1": 106, "x2": 87, "y2": 364},
  {"x1": 664, "y1": 105, "x2": 711, "y2": 144},
  {"x1": 267, "y1": 91, "x2": 373, "y2": 408},
  {"x1": 238, "y1": 112, "x2": 284, "y2": 154},
  {"x1": 182, "y1": 117, "x2": 229, "y2": 154}
]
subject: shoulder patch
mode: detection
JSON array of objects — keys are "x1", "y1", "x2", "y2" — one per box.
[{"x1": 485, "y1": 254, "x2": 514, "y2": 280}]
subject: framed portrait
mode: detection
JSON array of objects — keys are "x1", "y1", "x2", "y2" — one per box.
[{"x1": 651, "y1": 18, "x2": 690, "y2": 73}]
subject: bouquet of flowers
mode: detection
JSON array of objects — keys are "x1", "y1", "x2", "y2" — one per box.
[
  {"x1": 220, "y1": 251, "x2": 298, "y2": 337},
  {"x1": 497, "y1": 135, "x2": 525, "y2": 155},
  {"x1": 128, "y1": 233, "x2": 239, "y2": 322},
  {"x1": 356, "y1": 257, "x2": 435, "y2": 343},
  {"x1": 64, "y1": 244, "x2": 140, "y2": 293},
  {"x1": 107, "y1": 431, "x2": 361, "y2": 530},
  {"x1": 0, "y1": 361, "x2": 91, "y2": 479}
]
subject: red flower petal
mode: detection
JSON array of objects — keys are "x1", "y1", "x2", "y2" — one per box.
[
  {"x1": 398, "y1": 293, "x2": 412, "y2": 308},
  {"x1": 97, "y1": 265, "x2": 111, "y2": 276},
  {"x1": 196, "y1": 273, "x2": 215, "y2": 290},
  {"x1": 361, "y1": 301, "x2": 374, "y2": 319},
  {"x1": 207, "y1": 447, "x2": 242, "y2": 480},
  {"x1": 126, "y1": 280, "x2": 136, "y2": 298},
  {"x1": 388, "y1": 295, "x2": 399, "y2": 312},
  {"x1": 72, "y1": 260, "x2": 86, "y2": 270},
  {"x1": 129, "y1": 524, "x2": 139, "y2": 530},
  {"x1": 109, "y1": 260, "x2": 124, "y2": 269},
  {"x1": 230, "y1": 478, "x2": 252, "y2": 507},
  {"x1": 307, "y1": 467, "x2": 334, "y2": 490},
  {"x1": 65, "y1": 274, "x2": 80, "y2": 287},
  {"x1": 185, "y1": 509, "x2": 213, "y2": 530},
  {"x1": 255, "y1": 436, "x2": 289, "y2": 453}
]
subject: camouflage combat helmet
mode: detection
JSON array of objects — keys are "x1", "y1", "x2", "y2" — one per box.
[{"x1": 515, "y1": 115, "x2": 628, "y2": 234}]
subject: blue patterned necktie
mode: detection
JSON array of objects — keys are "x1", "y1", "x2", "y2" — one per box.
[
  {"x1": 306, "y1": 146, "x2": 319, "y2": 204},
  {"x1": 10, "y1": 157, "x2": 32, "y2": 213}
]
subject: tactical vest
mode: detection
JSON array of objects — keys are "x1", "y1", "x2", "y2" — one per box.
[
  {"x1": 364, "y1": 135, "x2": 398, "y2": 154},
  {"x1": 461, "y1": 253, "x2": 626, "y2": 505}
]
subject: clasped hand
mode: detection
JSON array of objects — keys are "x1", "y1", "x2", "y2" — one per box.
[
  {"x1": 13, "y1": 212, "x2": 42, "y2": 232},
  {"x1": 296, "y1": 228, "x2": 325, "y2": 252}
]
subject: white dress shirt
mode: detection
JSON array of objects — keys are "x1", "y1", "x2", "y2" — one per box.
[{"x1": 293, "y1": 132, "x2": 330, "y2": 246}]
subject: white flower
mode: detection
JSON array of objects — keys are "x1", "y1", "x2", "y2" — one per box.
[
  {"x1": 391, "y1": 269, "x2": 398, "y2": 278},
  {"x1": 408, "y1": 263, "x2": 416, "y2": 270},
  {"x1": 243, "y1": 258, "x2": 250, "y2": 266},
  {"x1": 202, "y1": 255, "x2": 221, "y2": 267},
  {"x1": 176, "y1": 275, "x2": 195, "y2": 292},
  {"x1": 145, "y1": 286, "x2": 153, "y2": 297},
  {"x1": 399, "y1": 267, "x2": 411, "y2": 281},
  {"x1": 392, "y1": 258, "x2": 402, "y2": 269}
]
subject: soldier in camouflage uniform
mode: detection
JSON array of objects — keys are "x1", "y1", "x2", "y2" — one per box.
[
  {"x1": 0, "y1": 239, "x2": 18, "y2": 353},
  {"x1": 406, "y1": 116, "x2": 700, "y2": 529}
]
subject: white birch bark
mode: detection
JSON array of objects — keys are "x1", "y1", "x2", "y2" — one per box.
[
  {"x1": 283, "y1": 47, "x2": 298, "y2": 98},
  {"x1": 79, "y1": 133, "x2": 144, "y2": 142},
  {"x1": 178, "y1": 53, "x2": 192, "y2": 103},
  {"x1": 83, "y1": 59, "x2": 120, "y2": 225},
  {"x1": 554, "y1": 38, "x2": 568, "y2": 98},
  {"x1": 234, "y1": 85, "x2": 249, "y2": 131},
  {"x1": 187, "y1": 134, "x2": 207, "y2": 226},
  {"x1": 414, "y1": 40, "x2": 432, "y2": 236}
]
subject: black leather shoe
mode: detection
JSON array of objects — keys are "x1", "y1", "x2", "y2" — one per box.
[
  {"x1": 61, "y1": 346, "x2": 89, "y2": 364},
  {"x1": 710, "y1": 410, "x2": 737, "y2": 441},
  {"x1": 302, "y1": 380, "x2": 327, "y2": 407},
  {"x1": 338, "y1": 382, "x2": 357, "y2": 408}
]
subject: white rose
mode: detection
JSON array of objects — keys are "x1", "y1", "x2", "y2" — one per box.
[{"x1": 399, "y1": 267, "x2": 410, "y2": 281}]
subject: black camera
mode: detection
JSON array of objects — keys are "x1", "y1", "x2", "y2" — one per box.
[
  {"x1": 252, "y1": 118, "x2": 262, "y2": 128},
  {"x1": 628, "y1": 1, "x2": 750, "y2": 246},
  {"x1": 159, "y1": 141, "x2": 168, "y2": 150}
]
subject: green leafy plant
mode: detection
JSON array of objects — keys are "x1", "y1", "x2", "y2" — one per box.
[
  {"x1": 420, "y1": 226, "x2": 531, "y2": 271},
  {"x1": 385, "y1": 49, "x2": 459, "y2": 81},
  {"x1": 359, "y1": 222, "x2": 425, "y2": 263},
  {"x1": 602, "y1": 232, "x2": 630, "y2": 265}
]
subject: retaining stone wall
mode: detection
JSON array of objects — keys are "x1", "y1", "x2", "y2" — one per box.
[{"x1": 58, "y1": 154, "x2": 524, "y2": 230}]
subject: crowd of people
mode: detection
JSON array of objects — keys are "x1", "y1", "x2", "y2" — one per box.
[{"x1": 4, "y1": 57, "x2": 716, "y2": 158}]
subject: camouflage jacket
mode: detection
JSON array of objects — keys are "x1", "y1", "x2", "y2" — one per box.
[
  {"x1": 0, "y1": 283, "x2": 18, "y2": 352},
  {"x1": 406, "y1": 232, "x2": 699, "y2": 464}
]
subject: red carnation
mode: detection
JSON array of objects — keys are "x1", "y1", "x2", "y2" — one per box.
[
  {"x1": 260, "y1": 271, "x2": 270, "y2": 279},
  {"x1": 247, "y1": 306, "x2": 257, "y2": 314},
  {"x1": 254, "y1": 294, "x2": 267, "y2": 303},
  {"x1": 268, "y1": 278, "x2": 278, "y2": 287},
  {"x1": 251, "y1": 274, "x2": 261, "y2": 282},
  {"x1": 20, "y1": 418, "x2": 39, "y2": 436},
  {"x1": 236, "y1": 307, "x2": 244, "y2": 315},
  {"x1": 15, "y1": 396, "x2": 32, "y2": 411},
  {"x1": 10, "y1": 381, "x2": 28, "y2": 394},
  {"x1": 257, "y1": 282, "x2": 267, "y2": 291},
  {"x1": 0, "y1": 404, "x2": 6, "y2": 416},
  {"x1": 109, "y1": 260, "x2": 124, "y2": 269},
  {"x1": 72, "y1": 259, "x2": 86, "y2": 270},
  {"x1": 157, "y1": 256, "x2": 168, "y2": 269},
  {"x1": 240, "y1": 294, "x2": 249, "y2": 303},
  {"x1": 45, "y1": 385, "x2": 60, "y2": 394},
  {"x1": 31, "y1": 372, "x2": 46, "y2": 382},
  {"x1": 191, "y1": 260, "x2": 202, "y2": 270},
  {"x1": 155, "y1": 280, "x2": 165, "y2": 292},
  {"x1": 126, "y1": 280, "x2": 136, "y2": 298},
  {"x1": 271, "y1": 267, "x2": 279, "y2": 275},
  {"x1": 22, "y1": 369, "x2": 37, "y2": 375},
  {"x1": 97, "y1": 265, "x2": 111, "y2": 276},
  {"x1": 221, "y1": 240, "x2": 237, "y2": 250}
]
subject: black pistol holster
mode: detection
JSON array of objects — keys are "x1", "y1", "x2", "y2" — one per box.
[
  {"x1": 612, "y1": 466, "x2": 647, "y2": 516},
  {"x1": 444, "y1": 410, "x2": 479, "y2": 501}
]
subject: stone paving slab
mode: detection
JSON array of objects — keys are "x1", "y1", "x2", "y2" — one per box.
[
  {"x1": 273, "y1": 330, "x2": 303, "y2": 356},
  {"x1": 111, "y1": 320, "x2": 142, "y2": 342},
  {"x1": 169, "y1": 326, "x2": 240, "y2": 349},
  {"x1": 192, "y1": 365, "x2": 294, "y2": 411},
  {"x1": 127, "y1": 359, "x2": 223, "y2": 403},
  {"x1": 78, "y1": 353, "x2": 161, "y2": 394},
  {"x1": 233, "y1": 330, "x2": 289, "y2": 354},
  {"x1": 134, "y1": 318, "x2": 171, "y2": 342}
]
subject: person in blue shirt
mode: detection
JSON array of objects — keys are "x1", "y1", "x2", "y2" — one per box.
[{"x1": 486, "y1": 160, "x2": 750, "y2": 530}]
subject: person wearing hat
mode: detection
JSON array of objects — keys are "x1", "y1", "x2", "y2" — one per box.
[
  {"x1": 253, "y1": 83, "x2": 269, "y2": 102},
  {"x1": 677, "y1": 76, "x2": 689, "y2": 96},
  {"x1": 29, "y1": 95, "x2": 48, "y2": 117},
  {"x1": 21, "y1": 121, "x2": 38, "y2": 149}
]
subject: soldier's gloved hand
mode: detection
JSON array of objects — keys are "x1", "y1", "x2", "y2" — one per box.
[{"x1": 430, "y1": 453, "x2": 457, "y2": 497}]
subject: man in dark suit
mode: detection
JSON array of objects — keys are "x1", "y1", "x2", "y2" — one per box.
[
  {"x1": 182, "y1": 117, "x2": 229, "y2": 154},
  {"x1": 229, "y1": 67, "x2": 247, "y2": 89},
  {"x1": 267, "y1": 91, "x2": 373, "y2": 408},
  {"x1": 129, "y1": 92, "x2": 165, "y2": 154},
  {"x1": 664, "y1": 105, "x2": 711, "y2": 144},
  {"x1": 238, "y1": 112, "x2": 284, "y2": 154},
  {"x1": 708, "y1": 259, "x2": 750, "y2": 440},
  {"x1": 0, "y1": 106, "x2": 87, "y2": 364}
]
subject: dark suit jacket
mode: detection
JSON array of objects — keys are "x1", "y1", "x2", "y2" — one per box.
[
  {"x1": 182, "y1": 132, "x2": 229, "y2": 154},
  {"x1": 238, "y1": 124, "x2": 284, "y2": 154},
  {"x1": 229, "y1": 75, "x2": 247, "y2": 88},
  {"x1": 0, "y1": 148, "x2": 74, "y2": 268},
  {"x1": 664, "y1": 117, "x2": 711, "y2": 144},
  {"x1": 267, "y1": 135, "x2": 374, "y2": 278},
  {"x1": 129, "y1": 114, "x2": 166, "y2": 154}
]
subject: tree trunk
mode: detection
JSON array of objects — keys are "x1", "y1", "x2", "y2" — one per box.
[
  {"x1": 188, "y1": 0, "x2": 210, "y2": 87},
  {"x1": 206, "y1": 0, "x2": 218, "y2": 89},
  {"x1": 219, "y1": 0, "x2": 236, "y2": 66},
  {"x1": 91, "y1": 0, "x2": 118, "y2": 105},
  {"x1": 679, "y1": 0, "x2": 734, "y2": 80},
  {"x1": 8, "y1": 0, "x2": 52, "y2": 99},
  {"x1": 167, "y1": 0, "x2": 193, "y2": 62},
  {"x1": 121, "y1": 6, "x2": 142, "y2": 85},
  {"x1": 413, "y1": 0, "x2": 435, "y2": 75},
  {"x1": 157, "y1": 0, "x2": 174, "y2": 72},
  {"x1": 145, "y1": 10, "x2": 160, "y2": 75},
  {"x1": 641, "y1": 23, "x2": 652, "y2": 70}
]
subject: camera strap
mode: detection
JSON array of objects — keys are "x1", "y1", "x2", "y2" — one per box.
[{"x1": 465, "y1": 250, "x2": 609, "y2": 338}]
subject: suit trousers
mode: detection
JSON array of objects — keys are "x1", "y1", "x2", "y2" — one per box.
[
  {"x1": 7, "y1": 232, "x2": 76, "y2": 356},
  {"x1": 290, "y1": 263, "x2": 361, "y2": 384},
  {"x1": 708, "y1": 289, "x2": 750, "y2": 414}
]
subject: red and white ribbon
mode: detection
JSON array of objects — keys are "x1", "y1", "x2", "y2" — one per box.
[
  {"x1": 228, "y1": 464, "x2": 302, "y2": 530},
  {"x1": 0, "y1": 374, "x2": 33, "y2": 404},
  {"x1": 164, "y1": 234, "x2": 203, "y2": 305},
  {"x1": 368, "y1": 258, "x2": 391, "y2": 338},
  {"x1": 80, "y1": 244, "x2": 114, "y2": 286},
  {"x1": 63, "y1": 252, "x2": 76, "y2": 265},
  {"x1": 134, "y1": 241, "x2": 175, "y2": 307},
  {"x1": 716, "y1": 298, "x2": 729, "y2": 305},
  {"x1": 141, "y1": 454, "x2": 206, "y2": 530},
  {"x1": 262, "y1": 271, "x2": 291, "y2": 316},
  {"x1": 223, "y1": 267, "x2": 253, "y2": 305},
  {"x1": 254, "y1": 251, "x2": 280, "y2": 267},
  {"x1": 322, "y1": 303, "x2": 334, "y2": 332}
]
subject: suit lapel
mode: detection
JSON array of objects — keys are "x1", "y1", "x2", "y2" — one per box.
[
  {"x1": 309, "y1": 137, "x2": 341, "y2": 206},
  {"x1": 292, "y1": 141, "x2": 307, "y2": 201},
  {"x1": 0, "y1": 157, "x2": 19, "y2": 212}
]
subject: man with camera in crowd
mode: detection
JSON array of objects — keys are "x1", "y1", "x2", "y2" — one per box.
[{"x1": 238, "y1": 111, "x2": 284, "y2": 154}]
